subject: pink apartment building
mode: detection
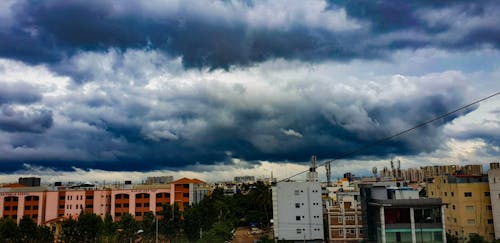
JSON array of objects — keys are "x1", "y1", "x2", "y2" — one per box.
[{"x1": 0, "y1": 178, "x2": 208, "y2": 225}]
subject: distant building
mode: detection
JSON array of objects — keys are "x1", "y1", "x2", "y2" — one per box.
[
  {"x1": 427, "y1": 174, "x2": 494, "y2": 242},
  {"x1": 327, "y1": 191, "x2": 363, "y2": 242},
  {"x1": 360, "y1": 182, "x2": 445, "y2": 243},
  {"x1": 272, "y1": 156, "x2": 324, "y2": 242},
  {"x1": 145, "y1": 176, "x2": 173, "y2": 184},
  {"x1": 234, "y1": 176, "x2": 255, "y2": 183},
  {"x1": 18, "y1": 177, "x2": 41, "y2": 187}
]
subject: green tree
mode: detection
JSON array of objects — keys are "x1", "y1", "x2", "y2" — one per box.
[
  {"x1": 36, "y1": 225, "x2": 54, "y2": 243},
  {"x1": 198, "y1": 222, "x2": 233, "y2": 243},
  {"x1": 77, "y1": 213, "x2": 103, "y2": 242},
  {"x1": 183, "y1": 205, "x2": 203, "y2": 241},
  {"x1": 159, "y1": 203, "x2": 182, "y2": 240},
  {"x1": 60, "y1": 218, "x2": 79, "y2": 242},
  {"x1": 0, "y1": 217, "x2": 20, "y2": 242},
  {"x1": 141, "y1": 211, "x2": 157, "y2": 241},
  {"x1": 467, "y1": 233, "x2": 487, "y2": 243},
  {"x1": 446, "y1": 233, "x2": 459, "y2": 243},
  {"x1": 19, "y1": 216, "x2": 38, "y2": 242},
  {"x1": 117, "y1": 213, "x2": 140, "y2": 242}
]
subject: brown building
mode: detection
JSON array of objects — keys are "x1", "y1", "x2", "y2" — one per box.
[{"x1": 328, "y1": 191, "x2": 363, "y2": 242}]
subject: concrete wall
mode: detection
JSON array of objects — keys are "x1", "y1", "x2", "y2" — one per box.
[{"x1": 272, "y1": 182, "x2": 324, "y2": 241}]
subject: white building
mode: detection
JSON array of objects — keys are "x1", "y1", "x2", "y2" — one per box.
[{"x1": 272, "y1": 156, "x2": 324, "y2": 242}]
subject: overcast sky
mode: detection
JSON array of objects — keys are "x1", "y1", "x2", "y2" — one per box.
[{"x1": 0, "y1": 0, "x2": 499, "y2": 182}]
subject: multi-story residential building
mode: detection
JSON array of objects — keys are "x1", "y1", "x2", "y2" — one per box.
[
  {"x1": 487, "y1": 163, "x2": 500, "y2": 240},
  {"x1": 272, "y1": 157, "x2": 324, "y2": 242},
  {"x1": 0, "y1": 177, "x2": 207, "y2": 225},
  {"x1": 327, "y1": 191, "x2": 363, "y2": 242},
  {"x1": 360, "y1": 182, "x2": 445, "y2": 243},
  {"x1": 427, "y1": 174, "x2": 494, "y2": 242}
]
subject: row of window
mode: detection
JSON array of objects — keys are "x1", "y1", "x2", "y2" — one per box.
[
  {"x1": 446, "y1": 204, "x2": 492, "y2": 211},
  {"x1": 296, "y1": 228, "x2": 321, "y2": 234},
  {"x1": 295, "y1": 215, "x2": 321, "y2": 221},
  {"x1": 3, "y1": 215, "x2": 38, "y2": 220},
  {"x1": 436, "y1": 191, "x2": 490, "y2": 197},
  {"x1": 294, "y1": 189, "x2": 319, "y2": 195},
  {"x1": 116, "y1": 193, "x2": 170, "y2": 199},
  {"x1": 4, "y1": 205, "x2": 42, "y2": 211},
  {"x1": 4, "y1": 196, "x2": 39, "y2": 202}
]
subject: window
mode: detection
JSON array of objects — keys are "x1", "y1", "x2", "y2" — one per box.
[
  {"x1": 59, "y1": 196, "x2": 65, "y2": 200},
  {"x1": 464, "y1": 192, "x2": 472, "y2": 197},
  {"x1": 116, "y1": 194, "x2": 122, "y2": 199},
  {"x1": 136, "y1": 203, "x2": 141, "y2": 207},
  {"x1": 25, "y1": 206, "x2": 31, "y2": 210},
  {"x1": 124, "y1": 203, "x2": 129, "y2": 207},
  {"x1": 444, "y1": 192, "x2": 447, "y2": 196},
  {"x1": 86, "y1": 204, "x2": 93, "y2": 208},
  {"x1": 165, "y1": 193, "x2": 170, "y2": 198},
  {"x1": 136, "y1": 194, "x2": 142, "y2": 199},
  {"x1": 144, "y1": 203, "x2": 149, "y2": 207},
  {"x1": 12, "y1": 206, "x2": 17, "y2": 210},
  {"x1": 5, "y1": 197, "x2": 11, "y2": 202},
  {"x1": 13, "y1": 197, "x2": 18, "y2": 202},
  {"x1": 124, "y1": 194, "x2": 129, "y2": 199},
  {"x1": 296, "y1": 229, "x2": 302, "y2": 234},
  {"x1": 135, "y1": 212, "x2": 142, "y2": 216},
  {"x1": 86, "y1": 196, "x2": 94, "y2": 200},
  {"x1": 487, "y1": 205, "x2": 492, "y2": 211},
  {"x1": 183, "y1": 193, "x2": 189, "y2": 198},
  {"x1": 466, "y1": 205, "x2": 474, "y2": 211},
  {"x1": 116, "y1": 203, "x2": 121, "y2": 208},
  {"x1": 485, "y1": 192, "x2": 490, "y2": 197},
  {"x1": 488, "y1": 219, "x2": 494, "y2": 224},
  {"x1": 451, "y1": 192, "x2": 454, "y2": 197},
  {"x1": 4, "y1": 206, "x2": 10, "y2": 211},
  {"x1": 157, "y1": 193, "x2": 163, "y2": 198},
  {"x1": 452, "y1": 205, "x2": 456, "y2": 210},
  {"x1": 467, "y1": 219, "x2": 475, "y2": 225},
  {"x1": 294, "y1": 190, "x2": 300, "y2": 196},
  {"x1": 32, "y1": 215, "x2": 37, "y2": 219},
  {"x1": 115, "y1": 212, "x2": 122, "y2": 216},
  {"x1": 183, "y1": 184, "x2": 190, "y2": 188},
  {"x1": 33, "y1": 205, "x2": 38, "y2": 210},
  {"x1": 156, "y1": 202, "x2": 162, "y2": 207},
  {"x1": 26, "y1": 197, "x2": 32, "y2": 201},
  {"x1": 295, "y1": 203, "x2": 300, "y2": 208},
  {"x1": 296, "y1": 216, "x2": 301, "y2": 221}
]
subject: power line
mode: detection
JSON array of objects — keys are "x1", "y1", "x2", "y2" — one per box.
[{"x1": 279, "y1": 91, "x2": 500, "y2": 182}]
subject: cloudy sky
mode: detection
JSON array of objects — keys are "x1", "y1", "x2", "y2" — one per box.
[{"x1": 0, "y1": 0, "x2": 499, "y2": 182}]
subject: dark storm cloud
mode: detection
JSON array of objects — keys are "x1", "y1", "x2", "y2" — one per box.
[
  {"x1": 0, "y1": 82, "x2": 42, "y2": 104},
  {"x1": 0, "y1": 105, "x2": 53, "y2": 133},
  {"x1": 0, "y1": 0, "x2": 499, "y2": 69}
]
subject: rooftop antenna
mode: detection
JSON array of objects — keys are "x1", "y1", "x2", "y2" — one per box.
[
  {"x1": 307, "y1": 155, "x2": 319, "y2": 182},
  {"x1": 390, "y1": 157, "x2": 396, "y2": 179},
  {"x1": 396, "y1": 159, "x2": 401, "y2": 179},
  {"x1": 326, "y1": 162, "x2": 332, "y2": 187}
]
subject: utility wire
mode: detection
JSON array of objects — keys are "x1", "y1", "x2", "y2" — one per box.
[{"x1": 279, "y1": 91, "x2": 500, "y2": 182}]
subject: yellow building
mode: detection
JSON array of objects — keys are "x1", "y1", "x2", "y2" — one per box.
[{"x1": 427, "y1": 175, "x2": 494, "y2": 242}]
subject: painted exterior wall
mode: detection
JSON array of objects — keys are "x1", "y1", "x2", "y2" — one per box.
[
  {"x1": 272, "y1": 181, "x2": 324, "y2": 241},
  {"x1": 427, "y1": 175, "x2": 494, "y2": 242},
  {"x1": 488, "y1": 169, "x2": 500, "y2": 240}
]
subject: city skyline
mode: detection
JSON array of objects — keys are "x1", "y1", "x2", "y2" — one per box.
[{"x1": 0, "y1": 0, "x2": 499, "y2": 181}]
